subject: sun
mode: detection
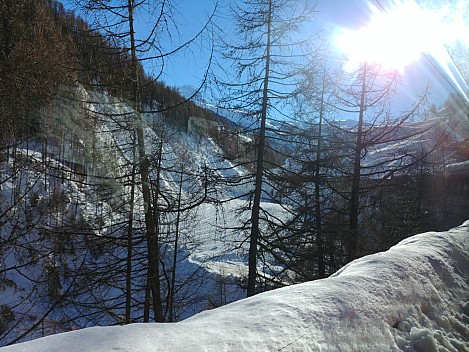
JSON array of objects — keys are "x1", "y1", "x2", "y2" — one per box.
[{"x1": 335, "y1": 1, "x2": 468, "y2": 72}]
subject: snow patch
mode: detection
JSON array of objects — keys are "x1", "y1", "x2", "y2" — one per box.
[{"x1": 4, "y1": 221, "x2": 469, "y2": 352}]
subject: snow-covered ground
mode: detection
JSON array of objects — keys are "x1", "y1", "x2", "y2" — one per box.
[
  {"x1": 3, "y1": 221, "x2": 468, "y2": 352},
  {"x1": 0, "y1": 90, "x2": 292, "y2": 342},
  {"x1": 188, "y1": 199, "x2": 288, "y2": 278}
]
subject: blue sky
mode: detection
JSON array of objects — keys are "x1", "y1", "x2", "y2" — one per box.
[
  {"x1": 156, "y1": 0, "x2": 460, "y2": 110},
  {"x1": 63, "y1": 0, "x2": 465, "y2": 111},
  {"x1": 159, "y1": 0, "x2": 376, "y2": 90}
]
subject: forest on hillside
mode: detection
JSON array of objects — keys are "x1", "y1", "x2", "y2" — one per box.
[{"x1": 1, "y1": 0, "x2": 468, "y2": 346}]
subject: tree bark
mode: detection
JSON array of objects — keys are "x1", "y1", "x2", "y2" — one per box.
[
  {"x1": 247, "y1": 0, "x2": 272, "y2": 297},
  {"x1": 315, "y1": 66, "x2": 326, "y2": 278},
  {"x1": 348, "y1": 63, "x2": 367, "y2": 262},
  {"x1": 127, "y1": 0, "x2": 163, "y2": 322}
]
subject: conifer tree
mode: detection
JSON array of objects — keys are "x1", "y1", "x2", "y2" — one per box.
[
  {"x1": 330, "y1": 62, "x2": 427, "y2": 261},
  {"x1": 215, "y1": 0, "x2": 318, "y2": 296}
]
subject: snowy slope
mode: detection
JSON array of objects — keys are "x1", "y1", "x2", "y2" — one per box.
[
  {"x1": 3, "y1": 221, "x2": 468, "y2": 352},
  {"x1": 363, "y1": 102, "x2": 469, "y2": 172},
  {"x1": 0, "y1": 88, "x2": 292, "y2": 343}
]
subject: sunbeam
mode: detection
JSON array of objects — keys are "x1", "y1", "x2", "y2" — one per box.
[{"x1": 335, "y1": 0, "x2": 469, "y2": 101}]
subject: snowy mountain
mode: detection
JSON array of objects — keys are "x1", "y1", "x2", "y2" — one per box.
[
  {"x1": 0, "y1": 87, "x2": 293, "y2": 345},
  {"x1": 2, "y1": 0, "x2": 468, "y2": 349},
  {"x1": 3, "y1": 221, "x2": 468, "y2": 351},
  {"x1": 2, "y1": 86, "x2": 469, "y2": 350},
  {"x1": 362, "y1": 97, "x2": 469, "y2": 174}
]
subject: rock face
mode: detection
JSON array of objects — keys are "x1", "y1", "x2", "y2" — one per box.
[{"x1": 188, "y1": 116, "x2": 220, "y2": 136}]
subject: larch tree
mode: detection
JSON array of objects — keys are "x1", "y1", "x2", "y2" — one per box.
[
  {"x1": 265, "y1": 56, "x2": 343, "y2": 282},
  {"x1": 330, "y1": 62, "x2": 428, "y2": 262},
  {"x1": 73, "y1": 0, "x2": 216, "y2": 322},
  {"x1": 214, "y1": 0, "x2": 319, "y2": 296}
]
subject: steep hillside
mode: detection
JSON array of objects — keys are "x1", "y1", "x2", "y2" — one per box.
[
  {"x1": 0, "y1": 0, "x2": 219, "y2": 140},
  {"x1": 0, "y1": 87, "x2": 291, "y2": 345},
  {"x1": 2, "y1": 1, "x2": 469, "y2": 348}
]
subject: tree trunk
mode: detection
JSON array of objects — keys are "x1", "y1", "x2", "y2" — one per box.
[
  {"x1": 315, "y1": 66, "x2": 326, "y2": 278},
  {"x1": 125, "y1": 130, "x2": 137, "y2": 324},
  {"x1": 348, "y1": 63, "x2": 367, "y2": 262},
  {"x1": 127, "y1": 0, "x2": 163, "y2": 322},
  {"x1": 247, "y1": 0, "x2": 272, "y2": 297},
  {"x1": 169, "y1": 168, "x2": 184, "y2": 322}
]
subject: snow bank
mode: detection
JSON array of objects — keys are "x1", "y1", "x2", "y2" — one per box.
[{"x1": 3, "y1": 221, "x2": 469, "y2": 352}]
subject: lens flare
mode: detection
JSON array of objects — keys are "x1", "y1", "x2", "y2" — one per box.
[{"x1": 335, "y1": 0, "x2": 469, "y2": 100}]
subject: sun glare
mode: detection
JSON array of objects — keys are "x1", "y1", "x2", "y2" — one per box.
[{"x1": 336, "y1": 0, "x2": 469, "y2": 73}]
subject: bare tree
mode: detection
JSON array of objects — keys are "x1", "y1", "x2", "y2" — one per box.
[
  {"x1": 214, "y1": 0, "x2": 318, "y2": 296},
  {"x1": 330, "y1": 62, "x2": 428, "y2": 261},
  {"x1": 72, "y1": 0, "x2": 217, "y2": 321}
]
